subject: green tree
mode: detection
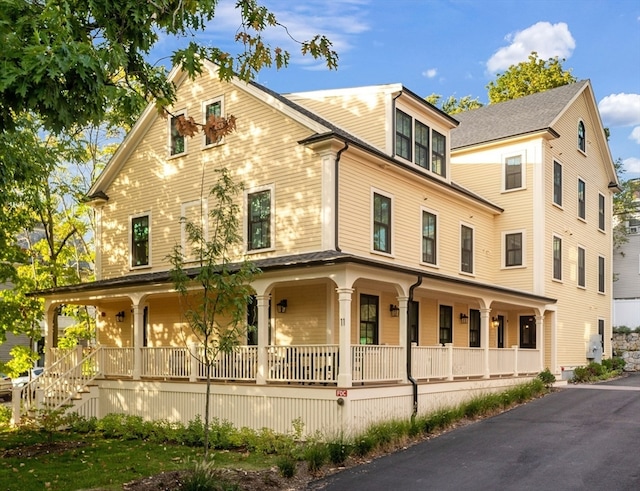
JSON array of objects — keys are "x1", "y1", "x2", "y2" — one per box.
[
  {"x1": 426, "y1": 94, "x2": 483, "y2": 114},
  {"x1": 613, "y1": 160, "x2": 640, "y2": 252},
  {"x1": 487, "y1": 52, "x2": 577, "y2": 104},
  {"x1": 168, "y1": 167, "x2": 260, "y2": 458},
  {"x1": 0, "y1": 0, "x2": 338, "y2": 134},
  {"x1": 0, "y1": 115, "x2": 104, "y2": 373}
]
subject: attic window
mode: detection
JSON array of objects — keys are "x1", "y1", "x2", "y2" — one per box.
[
  {"x1": 203, "y1": 97, "x2": 224, "y2": 147},
  {"x1": 578, "y1": 120, "x2": 586, "y2": 153}
]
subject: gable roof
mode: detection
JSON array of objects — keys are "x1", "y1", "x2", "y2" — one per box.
[{"x1": 451, "y1": 81, "x2": 589, "y2": 150}]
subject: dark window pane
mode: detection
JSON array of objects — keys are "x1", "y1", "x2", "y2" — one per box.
[
  {"x1": 132, "y1": 215, "x2": 149, "y2": 267},
  {"x1": 432, "y1": 130, "x2": 446, "y2": 177},
  {"x1": 248, "y1": 190, "x2": 271, "y2": 250}
]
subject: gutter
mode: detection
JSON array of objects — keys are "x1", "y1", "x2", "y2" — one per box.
[
  {"x1": 334, "y1": 142, "x2": 349, "y2": 252},
  {"x1": 407, "y1": 275, "x2": 423, "y2": 421}
]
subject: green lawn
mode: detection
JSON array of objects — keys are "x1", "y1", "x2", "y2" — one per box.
[{"x1": 0, "y1": 431, "x2": 274, "y2": 491}]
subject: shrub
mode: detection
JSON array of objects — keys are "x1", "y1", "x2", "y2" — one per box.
[
  {"x1": 0, "y1": 404, "x2": 11, "y2": 428},
  {"x1": 353, "y1": 433, "x2": 375, "y2": 456},
  {"x1": 303, "y1": 442, "x2": 328, "y2": 473},
  {"x1": 183, "y1": 459, "x2": 239, "y2": 491},
  {"x1": 327, "y1": 434, "x2": 352, "y2": 465},
  {"x1": 276, "y1": 454, "x2": 297, "y2": 478},
  {"x1": 537, "y1": 368, "x2": 556, "y2": 388}
]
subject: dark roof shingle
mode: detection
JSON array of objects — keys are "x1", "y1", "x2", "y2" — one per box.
[{"x1": 451, "y1": 81, "x2": 588, "y2": 149}]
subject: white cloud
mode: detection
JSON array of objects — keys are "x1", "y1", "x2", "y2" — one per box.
[
  {"x1": 486, "y1": 22, "x2": 575, "y2": 73},
  {"x1": 599, "y1": 93, "x2": 640, "y2": 127},
  {"x1": 631, "y1": 127, "x2": 640, "y2": 145},
  {"x1": 422, "y1": 69, "x2": 437, "y2": 78},
  {"x1": 623, "y1": 157, "x2": 640, "y2": 174}
]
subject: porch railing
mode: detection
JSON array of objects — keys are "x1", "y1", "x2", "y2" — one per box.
[
  {"x1": 267, "y1": 345, "x2": 338, "y2": 383},
  {"x1": 351, "y1": 345, "x2": 402, "y2": 383},
  {"x1": 60, "y1": 344, "x2": 541, "y2": 385}
]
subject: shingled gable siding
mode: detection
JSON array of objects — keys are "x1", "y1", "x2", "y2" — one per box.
[
  {"x1": 286, "y1": 90, "x2": 389, "y2": 151},
  {"x1": 337, "y1": 152, "x2": 496, "y2": 282},
  {"x1": 99, "y1": 73, "x2": 325, "y2": 281}
]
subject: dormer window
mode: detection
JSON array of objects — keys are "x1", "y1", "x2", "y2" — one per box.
[
  {"x1": 395, "y1": 108, "x2": 447, "y2": 178},
  {"x1": 578, "y1": 120, "x2": 586, "y2": 153}
]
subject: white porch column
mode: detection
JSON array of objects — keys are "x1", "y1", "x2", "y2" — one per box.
[
  {"x1": 132, "y1": 305, "x2": 143, "y2": 380},
  {"x1": 43, "y1": 300, "x2": 56, "y2": 369},
  {"x1": 336, "y1": 288, "x2": 353, "y2": 388},
  {"x1": 397, "y1": 296, "x2": 409, "y2": 383},
  {"x1": 255, "y1": 294, "x2": 269, "y2": 385},
  {"x1": 481, "y1": 308, "x2": 491, "y2": 379},
  {"x1": 536, "y1": 314, "x2": 545, "y2": 371}
]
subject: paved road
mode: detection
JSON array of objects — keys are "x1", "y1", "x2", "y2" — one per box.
[{"x1": 309, "y1": 374, "x2": 640, "y2": 491}]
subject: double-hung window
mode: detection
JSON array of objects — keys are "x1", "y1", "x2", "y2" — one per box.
[
  {"x1": 415, "y1": 121, "x2": 430, "y2": 169},
  {"x1": 422, "y1": 210, "x2": 437, "y2": 265},
  {"x1": 373, "y1": 192, "x2": 392, "y2": 254},
  {"x1": 439, "y1": 305, "x2": 453, "y2": 345},
  {"x1": 395, "y1": 110, "x2": 412, "y2": 161},
  {"x1": 505, "y1": 232, "x2": 523, "y2": 267},
  {"x1": 131, "y1": 214, "x2": 150, "y2": 268},
  {"x1": 505, "y1": 155, "x2": 522, "y2": 190},
  {"x1": 598, "y1": 255, "x2": 605, "y2": 293},
  {"x1": 170, "y1": 112, "x2": 186, "y2": 156},
  {"x1": 360, "y1": 294, "x2": 379, "y2": 345},
  {"x1": 598, "y1": 193, "x2": 605, "y2": 231},
  {"x1": 578, "y1": 178, "x2": 586, "y2": 220},
  {"x1": 431, "y1": 130, "x2": 446, "y2": 177},
  {"x1": 553, "y1": 235, "x2": 562, "y2": 281},
  {"x1": 578, "y1": 246, "x2": 586, "y2": 288},
  {"x1": 553, "y1": 161, "x2": 562, "y2": 206},
  {"x1": 395, "y1": 108, "x2": 446, "y2": 178},
  {"x1": 203, "y1": 98, "x2": 224, "y2": 146},
  {"x1": 578, "y1": 120, "x2": 586, "y2": 153},
  {"x1": 248, "y1": 189, "x2": 272, "y2": 251},
  {"x1": 461, "y1": 225, "x2": 474, "y2": 274}
]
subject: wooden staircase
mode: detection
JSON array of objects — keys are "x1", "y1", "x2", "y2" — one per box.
[{"x1": 13, "y1": 346, "x2": 102, "y2": 424}]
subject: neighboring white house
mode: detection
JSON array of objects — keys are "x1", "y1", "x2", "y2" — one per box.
[{"x1": 613, "y1": 178, "x2": 640, "y2": 329}]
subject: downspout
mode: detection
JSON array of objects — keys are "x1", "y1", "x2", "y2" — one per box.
[
  {"x1": 408, "y1": 275, "x2": 423, "y2": 421},
  {"x1": 334, "y1": 142, "x2": 349, "y2": 252}
]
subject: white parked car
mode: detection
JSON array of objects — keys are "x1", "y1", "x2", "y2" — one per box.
[
  {"x1": 12, "y1": 367, "x2": 44, "y2": 389},
  {"x1": 0, "y1": 373, "x2": 12, "y2": 401}
]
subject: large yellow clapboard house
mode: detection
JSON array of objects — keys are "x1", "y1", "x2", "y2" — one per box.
[{"x1": 17, "y1": 62, "x2": 618, "y2": 435}]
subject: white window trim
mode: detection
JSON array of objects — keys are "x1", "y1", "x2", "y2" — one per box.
[
  {"x1": 168, "y1": 109, "x2": 187, "y2": 158},
  {"x1": 419, "y1": 206, "x2": 439, "y2": 268},
  {"x1": 502, "y1": 229, "x2": 526, "y2": 269},
  {"x1": 459, "y1": 221, "x2": 475, "y2": 276},
  {"x1": 597, "y1": 254, "x2": 606, "y2": 294},
  {"x1": 130, "y1": 211, "x2": 152, "y2": 270},
  {"x1": 552, "y1": 233, "x2": 563, "y2": 283},
  {"x1": 371, "y1": 187, "x2": 394, "y2": 257},
  {"x1": 201, "y1": 96, "x2": 225, "y2": 149},
  {"x1": 577, "y1": 119, "x2": 587, "y2": 156},
  {"x1": 501, "y1": 151, "x2": 526, "y2": 192},
  {"x1": 181, "y1": 199, "x2": 208, "y2": 263},
  {"x1": 577, "y1": 176, "x2": 587, "y2": 222},
  {"x1": 244, "y1": 183, "x2": 276, "y2": 254},
  {"x1": 552, "y1": 159, "x2": 563, "y2": 209},
  {"x1": 577, "y1": 244, "x2": 586, "y2": 289}
]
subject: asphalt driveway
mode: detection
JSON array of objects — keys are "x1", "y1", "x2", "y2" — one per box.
[{"x1": 308, "y1": 374, "x2": 640, "y2": 491}]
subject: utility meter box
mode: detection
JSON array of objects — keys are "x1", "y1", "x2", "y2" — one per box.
[{"x1": 586, "y1": 334, "x2": 603, "y2": 364}]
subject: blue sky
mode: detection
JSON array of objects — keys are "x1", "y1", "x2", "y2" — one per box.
[{"x1": 152, "y1": 0, "x2": 640, "y2": 179}]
